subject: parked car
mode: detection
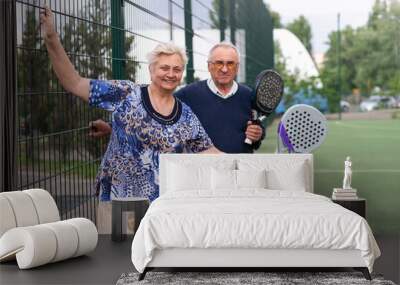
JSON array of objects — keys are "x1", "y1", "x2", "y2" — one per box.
[
  {"x1": 380, "y1": 96, "x2": 397, "y2": 109},
  {"x1": 395, "y1": 96, "x2": 400, "y2": 108},
  {"x1": 360, "y1": 98, "x2": 380, "y2": 112},
  {"x1": 275, "y1": 90, "x2": 328, "y2": 114},
  {"x1": 340, "y1": 100, "x2": 350, "y2": 112}
]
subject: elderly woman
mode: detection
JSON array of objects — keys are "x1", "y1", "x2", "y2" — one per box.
[{"x1": 40, "y1": 7, "x2": 220, "y2": 205}]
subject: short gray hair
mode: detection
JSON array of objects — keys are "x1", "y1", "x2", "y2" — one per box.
[
  {"x1": 208, "y1": 41, "x2": 240, "y2": 62},
  {"x1": 146, "y1": 42, "x2": 188, "y2": 67}
]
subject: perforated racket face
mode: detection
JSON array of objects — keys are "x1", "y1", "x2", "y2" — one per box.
[
  {"x1": 255, "y1": 70, "x2": 284, "y2": 115},
  {"x1": 280, "y1": 104, "x2": 328, "y2": 153}
]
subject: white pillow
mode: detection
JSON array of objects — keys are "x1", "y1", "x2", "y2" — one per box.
[
  {"x1": 238, "y1": 159, "x2": 309, "y2": 191},
  {"x1": 266, "y1": 164, "x2": 307, "y2": 191},
  {"x1": 211, "y1": 168, "x2": 236, "y2": 190},
  {"x1": 236, "y1": 169, "x2": 267, "y2": 189},
  {"x1": 166, "y1": 158, "x2": 236, "y2": 171},
  {"x1": 167, "y1": 162, "x2": 211, "y2": 191},
  {"x1": 166, "y1": 159, "x2": 236, "y2": 192},
  {"x1": 211, "y1": 169, "x2": 268, "y2": 190}
]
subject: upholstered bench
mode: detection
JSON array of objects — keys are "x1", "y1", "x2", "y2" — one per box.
[{"x1": 0, "y1": 189, "x2": 98, "y2": 269}]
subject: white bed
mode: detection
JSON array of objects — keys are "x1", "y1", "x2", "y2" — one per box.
[{"x1": 131, "y1": 154, "x2": 380, "y2": 280}]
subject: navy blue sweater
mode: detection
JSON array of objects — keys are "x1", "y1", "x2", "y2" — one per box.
[{"x1": 175, "y1": 80, "x2": 262, "y2": 153}]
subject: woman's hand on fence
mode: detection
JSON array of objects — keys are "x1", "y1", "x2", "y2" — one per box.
[
  {"x1": 89, "y1": 120, "x2": 112, "y2": 138},
  {"x1": 40, "y1": 6, "x2": 57, "y2": 41}
]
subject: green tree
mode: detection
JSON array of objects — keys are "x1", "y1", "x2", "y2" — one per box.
[
  {"x1": 368, "y1": 0, "x2": 388, "y2": 29},
  {"x1": 125, "y1": 35, "x2": 138, "y2": 81},
  {"x1": 262, "y1": 4, "x2": 283, "y2": 29},
  {"x1": 319, "y1": 66, "x2": 342, "y2": 113},
  {"x1": 354, "y1": 0, "x2": 399, "y2": 94},
  {"x1": 319, "y1": 26, "x2": 364, "y2": 112},
  {"x1": 18, "y1": 8, "x2": 52, "y2": 136},
  {"x1": 209, "y1": 0, "x2": 230, "y2": 29},
  {"x1": 358, "y1": 0, "x2": 400, "y2": 94},
  {"x1": 323, "y1": 27, "x2": 359, "y2": 94},
  {"x1": 321, "y1": 0, "x2": 400, "y2": 104},
  {"x1": 274, "y1": 41, "x2": 323, "y2": 111},
  {"x1": 274, "y1": 42, "x2": 296, "y2": 106},
  {"x1": 17, "y1": 8, "x2": 53, "y2": 161},
  {"x1": 286, "y1": 15, "x2": 313, "y2": 54},
  {"x1": 270, "y1": 10, "x2": 283, "y2": 28}
]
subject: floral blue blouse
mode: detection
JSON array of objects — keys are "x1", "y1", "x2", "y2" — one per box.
[{"x1": 89, "y1": 80, "x2": 213, "y2": 202}]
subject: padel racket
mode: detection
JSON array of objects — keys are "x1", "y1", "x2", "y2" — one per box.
[
  {"x1": 277, "y1": 104, "x2": 328, "y2": 153},
  {"x1": 245, "y1": 69, "x2": 284, "y2": 144}
]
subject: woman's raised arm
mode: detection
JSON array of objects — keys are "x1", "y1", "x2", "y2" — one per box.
[{"x1": 40, "y1": 6, "x2": 90, "y2": 101}]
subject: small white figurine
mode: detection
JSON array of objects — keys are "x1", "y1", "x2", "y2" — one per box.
[{"x1": 342, "y1": 156, "x2": 352, "y2": 189}]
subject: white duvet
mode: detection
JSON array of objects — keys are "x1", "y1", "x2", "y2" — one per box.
[{"x1": 131, "y1": 190, "x2": 380, "y2": 273}]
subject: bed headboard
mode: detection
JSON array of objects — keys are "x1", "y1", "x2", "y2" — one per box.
[{"x1": 159, "y1": 154, "x2": 314, "y2": 195}]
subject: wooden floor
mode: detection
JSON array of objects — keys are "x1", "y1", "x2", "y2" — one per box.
[{"x1": 0, "y1": 235, "x2": 398, "y2": 285}]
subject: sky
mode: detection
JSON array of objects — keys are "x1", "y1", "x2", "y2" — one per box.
[{"x1": 265, "y1": 0, "x2": 376, "y2": 55}]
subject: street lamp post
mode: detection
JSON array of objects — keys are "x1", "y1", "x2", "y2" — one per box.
[{"x1": 337, "y1": 13, "x2": 342, "y2": 120}]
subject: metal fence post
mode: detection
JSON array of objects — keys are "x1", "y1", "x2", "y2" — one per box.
[
  {"x1": 111, "y1": 0, "x2": 125, "y2": 79},
  {"x1": 229, "y1": 0, "x2": 236, "y2": 45},
  {"x1": 219, "y1": 0, "x2": 226, "y2": 42},
  {"x1": 169, "y1": 0, "x2": 173, "y2": 41},
  {"x1": 184, "y1": 0, "x2": 194, "y2": 84},
  {"x1": 0, "y1": 0, "x2": 17, "y2": 192}
]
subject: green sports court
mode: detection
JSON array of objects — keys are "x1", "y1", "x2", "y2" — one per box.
[{"x1": 259, "y1": 118, "x2": 400, "y2": 234}]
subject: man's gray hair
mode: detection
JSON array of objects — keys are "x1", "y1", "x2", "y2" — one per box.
[
  {"x1": 146, "y1": 42, "x2": 188, "y2": 66},
  {"x1": 207, "y1": 41, "x2": 240, "y2": 62}
]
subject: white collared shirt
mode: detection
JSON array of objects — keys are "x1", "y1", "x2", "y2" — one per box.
[{"x1": 207, "y1": 79, "x2": 238, "y2": 99}]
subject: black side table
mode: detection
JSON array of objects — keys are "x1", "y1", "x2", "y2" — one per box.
[
  {"x1": 112, "y1": 197, "x2": 149, "y2": 242},
  {"x1": 332, "y1": 198, "x2": 366, "y2": 218}
]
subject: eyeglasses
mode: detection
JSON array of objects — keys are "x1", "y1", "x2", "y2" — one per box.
[{"x1": 209, "y1": 60, "x2": 238, "y2": 70}]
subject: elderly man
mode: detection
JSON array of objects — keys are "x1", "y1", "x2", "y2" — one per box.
[
  {"x1": 175, "y1": 42, "x2": 263, "y2": 153},
  {"x1": 91, "y1": 42, "x2": 264, "y2": 153}
]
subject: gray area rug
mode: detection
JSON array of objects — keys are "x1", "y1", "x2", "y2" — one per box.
[{"x1": 116, "y1": 272, "x2": 396, "y2": 285}]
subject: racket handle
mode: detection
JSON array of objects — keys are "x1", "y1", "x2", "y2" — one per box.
[
  {"x1": 244, "y1": 118, "x2": 260, "y2": 145},
  {"x1": 244, "y1": 137, "x2": 252, "y2": 145}
]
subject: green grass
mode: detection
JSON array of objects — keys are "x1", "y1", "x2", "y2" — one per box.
[
  {"x1": 19, "y1": 156, "x2": 99, "y2": 179},
  {"x1": 258, "y1": 119, "x2": 400, "y2": 234}
]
